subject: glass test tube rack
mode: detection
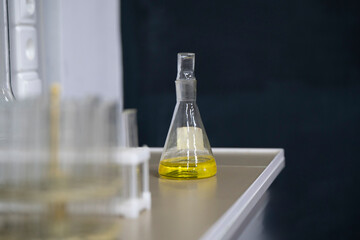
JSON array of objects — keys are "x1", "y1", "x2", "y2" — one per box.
[{"x1": 0, "y1": 96, "x2": 151, "y2": 239}]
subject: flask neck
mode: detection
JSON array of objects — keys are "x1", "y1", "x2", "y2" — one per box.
[{"x1": 175, "y1": 80, "x2": 196, "y2": 101}]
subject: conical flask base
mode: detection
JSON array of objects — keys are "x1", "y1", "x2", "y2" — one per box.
[
  {"x1": 159, "y1": 154, "x2": 216, "y2": 179},
  {"x1": 158, "y1": 102, "x2": 217, "y2": 179}
]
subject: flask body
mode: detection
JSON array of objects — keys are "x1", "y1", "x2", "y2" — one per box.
[{"x1": 159, "y1": 101, "x2": 217, "y2": 179}]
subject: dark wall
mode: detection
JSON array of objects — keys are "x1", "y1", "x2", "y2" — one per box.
[{"x1": 122, "y1": 0, "x2": 360, "y2": 239}]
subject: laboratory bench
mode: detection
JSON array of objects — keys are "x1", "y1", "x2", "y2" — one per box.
[{"x1": 118, "y1": 148, "x2": 285, "y2": 240}]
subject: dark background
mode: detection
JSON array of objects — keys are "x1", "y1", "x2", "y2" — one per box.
[{"x1": 121, "y1": 0, "x2": 360, "y2": 239}]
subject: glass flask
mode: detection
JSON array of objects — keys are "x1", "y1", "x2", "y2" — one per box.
[{"x1": 159, "y1": 53, "x2": 217, "y2": 179}]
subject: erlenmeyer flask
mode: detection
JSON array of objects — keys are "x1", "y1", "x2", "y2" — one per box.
[{"x1": 159, "y1": 53, "x2": 217, "y2": 179}]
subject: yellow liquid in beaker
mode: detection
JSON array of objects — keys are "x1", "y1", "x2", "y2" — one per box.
[{"x1": 159, "y1": 155, "x2": 217, "y2": 179}]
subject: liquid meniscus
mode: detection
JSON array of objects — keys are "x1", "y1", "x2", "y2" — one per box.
[{"x1": 159, "y1": 155, "x2": 217, "y2": 179}]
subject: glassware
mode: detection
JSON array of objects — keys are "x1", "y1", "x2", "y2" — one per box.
[
  {"x1": 0, "y1": 0, "x2": 13, "y2": 146},
  {"x1": 122, "y1": 109, "x2": 139, "y2": 148},
  {"x1": 159, "y1": 53, "x2": 217, "y2": 179},
  {"x1": 0, "y1": 78, "x2": 13, "y2": 102},
  {"x1": 0, "y1": 89, "x2": 121, "y2": 239},
  {"x1": 0, "y1": 0, "x2": 14, "y2": 103}
]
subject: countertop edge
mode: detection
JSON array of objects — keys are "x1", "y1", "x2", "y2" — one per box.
[{"x1": 199, "y1": 149, "x2": 285, "y2": 240}]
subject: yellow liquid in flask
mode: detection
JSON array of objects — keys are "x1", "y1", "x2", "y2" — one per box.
[{"x1": 159, "y1": 155, "x2": 217, "y2": 179}]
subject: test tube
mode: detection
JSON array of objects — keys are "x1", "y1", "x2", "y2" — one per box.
[
  {"x1": 0, "y1": 96, "x2": 123, "y2": 239},
  {"x1": 122, "y1": 109, "x2": 139, "y2": 148}
]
